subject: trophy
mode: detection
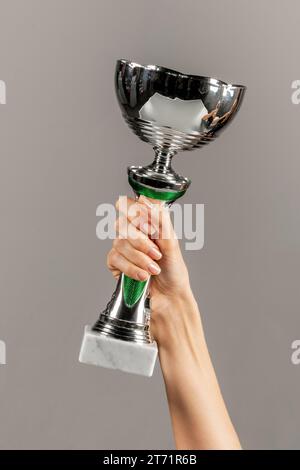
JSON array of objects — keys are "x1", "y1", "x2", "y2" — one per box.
[{"x1": 79, "y1": 59, "x2": 246, "y2": 376}]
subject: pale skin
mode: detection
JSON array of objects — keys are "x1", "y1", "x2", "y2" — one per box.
[{"x1": 108, "y1": 195, "x2": 242, "y2": 450}]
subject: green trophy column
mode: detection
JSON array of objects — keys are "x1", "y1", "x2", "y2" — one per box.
[{"x1": 122, "y1": 177, "x2": 186, "y2": 308}]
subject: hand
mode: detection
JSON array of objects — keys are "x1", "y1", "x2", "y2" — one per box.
[{"x1": 106, "y1": 195, "x2": 195, "y2": 342}]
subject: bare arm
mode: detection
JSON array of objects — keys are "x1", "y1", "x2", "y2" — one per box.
[
  {"x1": 152, "y1": 292, "x2": 241, "y2": 450},
  {"x1": 108, "y1": 196, "x2": 241, "y2": 450}
]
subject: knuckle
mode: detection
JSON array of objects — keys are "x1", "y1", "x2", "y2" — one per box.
[
  {"x1": 114, "y1": 217, "x2": 119, "y2": 232},
  {"x1": 128, "y1": 202, "x2": 147, "y2": 220},
  {"x1": 112, "y1": 238, "x2": 120, "y2": 250},
  {"x1": 115, "y1": 196, "x2": 128, "y2": 211},
  {"x1": 106, "y1": 249, "x2": 114, "y2": 268},
  {"x1": 135, "y1": 237, "x2": 148, "y2": 252},
  {"x1": 109, "y1": 249, "x2": 119, "y2": 266},
  {"x1": 130, "y1": 236, "x2": 141, "y2": 250},
  {"x1": 126, "y1": 222, "x2": 139, "y2": 241},
  {"x1": 115, "y1": 216, "x2": 127, "y2": 235}
]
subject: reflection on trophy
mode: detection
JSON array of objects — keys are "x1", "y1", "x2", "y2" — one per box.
[{"x1": 79, "y1": 59, "x2": 246, "y2": 376}]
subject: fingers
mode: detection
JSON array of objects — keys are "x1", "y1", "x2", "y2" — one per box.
[
  {"x1": 116, "y1": 196, "x2": 148, "y2": 223},
  {"x1": 107, "y1": 248, "x2": 150, "y2": 281},
  {"x1": 116, "y1": 195, "x2": 166, "y2": 232},
  {"x1": 113, "y1": 238, "x2": 161, "y2": 275},
  {"x1": 115, "y1": 215, "x2": 162, "y2": 260},
  {"x1": 116, "y1": 195, "x2": 178, "y2": 250},
  {"x1": 108, "y1": 195, "x2": 180, "y2": 284},
  {"x1": 138, "y1": 196, "x2": 179, "y2": 253}
]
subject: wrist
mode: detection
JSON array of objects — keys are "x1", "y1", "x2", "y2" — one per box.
[{"x1": 150, "y1": 288, "x2": 206, "y2": 355}]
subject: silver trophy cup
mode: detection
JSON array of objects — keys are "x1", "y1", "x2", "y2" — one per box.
[{"x1": 79, "y1": 59, "x2": 246, "y2": 376}]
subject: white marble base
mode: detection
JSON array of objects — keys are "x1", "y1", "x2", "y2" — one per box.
[{"x1": 79, "y1": 326, "x2": 158, "y2": 377}]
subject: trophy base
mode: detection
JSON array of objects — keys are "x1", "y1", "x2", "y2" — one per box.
[
  {"x1": 79, "y1": 326, "x2": 158, "y2": 377},
  {"x1": 92, "y1": 313, "x2": 152, "y2": 344}
]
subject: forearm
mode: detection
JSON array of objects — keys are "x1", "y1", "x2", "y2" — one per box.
[
  {"x1": 109, "y1": 195, "x2": 241, "y2": 449},
  {"x1": 153, "y1": 291, "x2": 241, "y2": 450}
]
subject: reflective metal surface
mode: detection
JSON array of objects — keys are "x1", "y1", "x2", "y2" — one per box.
[
  {"x1": 91, "y1": 59, "x2": 246, "y2": 345},
  {"x1": 116, "y1": 60, "x2": 245, "y2": 149},
  {"x1": 115, "y1": 59, "x2": 246, "y2": 193},
  {"x1": 92, "y1": 274, "x2": 152, "y2": 343}
]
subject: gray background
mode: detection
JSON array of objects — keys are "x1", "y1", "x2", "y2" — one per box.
[{"x1": 0, "y1": 0, "x2": 299, "y2": 450}]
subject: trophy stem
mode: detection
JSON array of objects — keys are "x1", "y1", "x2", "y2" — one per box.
[{"x1": 152, "y1": 147, "x2": 176, "y2": 173}]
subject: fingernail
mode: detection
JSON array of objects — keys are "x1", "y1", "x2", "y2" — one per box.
[
  {"x1": 148, "y1": 247, "x2": 162, "y2": 259},
  {"x1": 137, "y1": 271, "x2": 148, "y2": 281},
  {"x1": 148, "y1": 262, "x2": 161, "y2": 275}
]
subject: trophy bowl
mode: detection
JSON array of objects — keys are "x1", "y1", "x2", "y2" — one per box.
[
  {"x1": 79, "y1": 60, "x2": 246, "y2": 377},
  {"x1": 115, "y1": 59, "x2": 246, "y2": 151}
]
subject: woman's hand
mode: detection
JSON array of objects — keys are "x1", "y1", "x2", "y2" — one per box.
[{"x1": 107, "y1": 195, "x2": 196, "y2": 342}]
